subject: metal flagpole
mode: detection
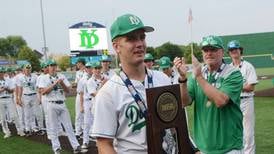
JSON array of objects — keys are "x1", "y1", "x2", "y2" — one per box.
[
  {"x1": 40, "y1": 0, "x2": 48, "y2": 60},
  {"x1": 188, "y1": 8, "x2": 194, "y2": 56}
]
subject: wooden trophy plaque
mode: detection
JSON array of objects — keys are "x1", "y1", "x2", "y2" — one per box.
[{"x1": 146, "y1": 84, "x2": 195, "y2": 154}]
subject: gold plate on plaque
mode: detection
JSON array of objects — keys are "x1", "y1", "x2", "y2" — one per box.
[{"x1": 156, "y1": 92, "x2": 178, "y2": 122}]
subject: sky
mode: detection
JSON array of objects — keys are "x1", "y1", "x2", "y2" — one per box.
[{"x1": 1, "y1": 0, "x2": 274, "y2": 55}]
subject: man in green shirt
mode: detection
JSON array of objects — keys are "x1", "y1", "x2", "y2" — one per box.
[{"x1": 174, "y1": 35, "x2": 243, "y2": 154}]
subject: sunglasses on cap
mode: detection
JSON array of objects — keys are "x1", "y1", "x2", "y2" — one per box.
[
  {"x1": 25, "y1": 67, "x2": 32, "y2": 69},
  {"x1": 49, "y1": 64, "x2": 57, "y2": 66}
]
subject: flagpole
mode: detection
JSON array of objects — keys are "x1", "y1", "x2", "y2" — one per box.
[{"x1": 189, "y1": 8, "x2": 194, "y2": 56}]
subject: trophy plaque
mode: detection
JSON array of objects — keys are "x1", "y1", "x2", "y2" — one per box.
[{"x1": 146, "y1": 84, "x2": 195, "y2": 154}]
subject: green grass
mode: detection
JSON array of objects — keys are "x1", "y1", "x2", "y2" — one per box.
[
  {"x1": 256, "y1": 79, "x2": 274, "y2": 91},
  {"x1": 1, "y1": 96, "x2": 273, "y2": 153},
  {"x1": 186, "y1": 97, "x2": 274, "y2": 154},
  {"x1": 256, "y1": 67, "x2": 274, "y2": 76}
]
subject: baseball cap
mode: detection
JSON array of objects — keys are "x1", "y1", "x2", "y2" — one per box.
[
  {"x1": 77, "y1": 58, "x2": 86, "y2": 65},
  {"x1": 47, "y1": 59, "x2": 57, "y2": 66},
  {"x1": 201, "y1": 35, "x2": 224, "y2": 49},
  {"x1": 101, "y1": 55, "x2": 112, "y2": 62},
  {"x1": 110, "y1": 14, "x2": 154, "y2": 40},
  {"x1": 90, "y1": 61, "x2": 101, "y2": 68},
  {"x1": 227, "y1": 40, "x2": 243, "y2": 51},
  {"x1": 144, "y1": 53, "x2": 154, "y2": 61},
  {"x1": 23, "y1": 64, "x2": 32, "y2": 69},
  {"x1": 40, "y1": 61, "x2": 47, "y2": 68},
  {"x1": 159, "y1": 56, "x2": 171, "y2": 69},
  {"x1": 85, "y1": 62, "x2": 93, "y2": 68}
]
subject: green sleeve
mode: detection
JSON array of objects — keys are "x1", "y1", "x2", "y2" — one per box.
[{"x1": 220, "y1": 70, "x2": 243, "y2": 105}]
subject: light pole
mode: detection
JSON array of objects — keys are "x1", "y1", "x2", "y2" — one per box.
[{"x1": 40, "y1": 0, "x2": 48, "y2": 60}]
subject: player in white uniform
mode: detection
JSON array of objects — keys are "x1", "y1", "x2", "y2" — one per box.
[
  {"x1": 14, "y1": 66, "x2": 25, "y2": 132},
  {"x1": 0, "y1": 67, "x2": 25, "y2": 138},
  {"x1": 228, "y1": 40, "x2": 258, "y2": 154},
  {"x1": 80, "y1": 61, "x2": 107, "y2": 153},
  {"x1": 91, "y1": 14, "x2": 182, "y2": 154},
  {"x1": 40, "y1": 59, "x2": 80, "y2": 154},
  {"x1": 16, "y1": 64, "x2": 44, "y2": 136},
  {"x1": 74, "y1": 58, "x2": 86, "y2": 138},
  {"x1": 144, "y1": 53, "x2": 154, "y2": 69},
  {"x1": 100, "y1": 55, "x2": 115, "y2": 79}
]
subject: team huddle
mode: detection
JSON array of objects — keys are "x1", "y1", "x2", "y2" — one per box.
[{"x1": 1, "y1": 13, "x2": 257, "y2": 154}]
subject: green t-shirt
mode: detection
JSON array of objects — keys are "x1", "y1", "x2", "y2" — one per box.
[{"x1": 188, "y1": 65, "x2": 243, "y2": 154}]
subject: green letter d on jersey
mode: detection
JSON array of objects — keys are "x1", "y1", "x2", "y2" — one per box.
[
  {"x1": 79, "y1": 29, "x2": 99, "y2": 49},
  {"x1": 126, "y1": 105, "x2": 146, "y2": 133}
]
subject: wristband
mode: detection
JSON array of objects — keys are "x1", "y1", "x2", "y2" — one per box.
[{"x1": 178, "y1": 77, "x2": 187, "y2": 83}]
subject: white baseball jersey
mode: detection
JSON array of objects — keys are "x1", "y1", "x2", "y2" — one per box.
[
  {"x1": 75, "y1": 70, "x2": 87, "y2": 84},
  {"x1": 39, "y1": 73, "x2": 71, "y2": 101},
  {"x1": 0, "y1": 78, "x2": 15, "y2": 98},
  {"x1": 230, "y1": 60, "x2": 258, "y2": 97},
  {"x1": 77, "y1": 75, "x2": 92, "y2": 101},
  {"x1": 17, "y1": 73, "x2": 37, "y2": 94},
  {"x1": 101, "y1": 69, "x2": 115, "y2": 79},
  {"x1": 91, "y1": 69, "x2": 170, "y2": 154}
]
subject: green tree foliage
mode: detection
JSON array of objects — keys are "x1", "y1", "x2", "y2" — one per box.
[
  {"x1": 180, "y1": 43, "x2": 203, "y2": 64},
  {"x1": 146, "y1": 46, "x2": 157, "y2": 58},
  {"x1": 17, "y1": 46, "x2": 40, "y2": 72},
  {"x1": 0, "y1": 36, "x2": 27, "y2": 57},
  {"x1": 155, "y1": 42, "x2": 184, "y2": 60},
  {"x1": 57, "y1": 55, "x2": 70, "y2": 71}
]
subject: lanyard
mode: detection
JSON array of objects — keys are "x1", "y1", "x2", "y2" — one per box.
[
  {"x1": 118, "y1": 68, "x2": 153, "y2": 118},
  {"x1": 203, "y1": 63, "x2": 226, "y2": 87}
]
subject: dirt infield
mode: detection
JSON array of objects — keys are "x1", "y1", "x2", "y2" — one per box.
[
  {"x1": 255, "y1": 87, "x2": 274, "y2": 97},
  {"x1": 7, "y1": 124, "x2": 98, "y2": 154}
]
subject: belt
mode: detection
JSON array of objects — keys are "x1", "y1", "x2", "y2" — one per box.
[
  {"x1": 0, "y1": 96, "x2": 11, "y2": 99},
  {"x1": 49, "y1": 101, "x2": 64, "y2": 104},
  {"x1": 240, "y1": 96, "x2": 251, "y2": 99},
  {"x1": 24, "y1": 93, "x2": 37, "y2": 96}
]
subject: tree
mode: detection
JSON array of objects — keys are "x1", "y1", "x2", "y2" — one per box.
[
  {"x1": 181, "y1": 43, "x2": 203, "y2": 64},
  {"x1": 0, "y1": 36, "x2": 27, "y2": 57},
  {"x1": 17, "y1": 46, "x2": 40, "y2": 72},
  {"x1": 146, "y1": 46, "x2": 157, "y2": 58},
  {"x1": 57, "y1": 55, "x2": 71, "y2": 71},
  {"x1": 155, "y1": 42, "x2": 184, "y2": 60}
]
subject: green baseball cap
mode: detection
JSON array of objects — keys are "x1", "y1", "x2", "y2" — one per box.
[
  {"x1": 201, "y1": 35, "x2": 224, "y2": 49},
  {"x1": 40, "y1": 61, "x2": 47, "y2": 68},
  {"x1": 159, "y1": 56, "x2": 171, "y2": 69},
  {"x1": 90, "y1": 61, "x2": 101, "y2": 68},
  {"x1": 227, "y1": 40, "x2": 243, "y2": 51},
  {"x1": 77, "y1": 57, "x2": 86, "y2": 64},
  {"x1": 110, "y1": 14, "x2": 154, "y2": 40},
  {"x1": 144, "y1": 53, "x2": 154, "y2": 61},
  {"x1": 101, "y1": 55, "x2": 112, "y2": 62},
  {"x1": 47, "y1": 59, "x2": 57, "y2": 66}
]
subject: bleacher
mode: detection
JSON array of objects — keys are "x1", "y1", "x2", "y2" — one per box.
[{"x1": 220, "y1": 31, "x2": 274, "y2": 68}]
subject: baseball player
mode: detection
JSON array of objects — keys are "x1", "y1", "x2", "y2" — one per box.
[
  {"x1": 159, "y1": 56, "x2": 180, "y2": 84},
  {"x1": 40, "y1": 59, "x2": 80, "y2": 154},
  {"x1": 74, "y1": 58, "x2": 86, "y2": 138},
  {"x1": 100, "y1": 55, "x2": 115, "y2": 79},
  {"x1": 91, "y1": 13, "x2": 175, "y2": 153},
  {"x1": 16, "y1": 64, "x2": 44, "y2": 136},
  {"x1": 144, "y1": 53, "x2": 154, "y2": 69},
  {"x1": 0, "y1": 66, "x2": 25, "y2": 138},
  {"x1": 228, "y1": 40, "x2": 258, "y2": 154}
]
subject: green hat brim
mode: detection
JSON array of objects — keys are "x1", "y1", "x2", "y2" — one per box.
[{"x1": 112, "y1": 26, "x2": 154, "y2": 40}]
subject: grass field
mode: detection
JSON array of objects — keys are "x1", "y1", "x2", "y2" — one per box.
[{"x1": 0, "y1": 67, "x2": 273, "y2": 153}]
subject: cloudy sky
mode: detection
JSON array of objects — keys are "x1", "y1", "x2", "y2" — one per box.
[{"x1": 1, "y1": 0, "x2": 273, "y2": 55}]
